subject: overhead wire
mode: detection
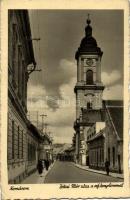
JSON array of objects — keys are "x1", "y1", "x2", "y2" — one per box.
[{"x1": 30, "y1": 10, "x2": 49, "y2": 132}]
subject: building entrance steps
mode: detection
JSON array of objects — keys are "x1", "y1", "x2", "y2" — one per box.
[
  {"x1": 21, "y1": 162, "x2": 55, "y2": 184},
  {"x1": 75, "y1": 163, "x2": 124, "y2": 179}
]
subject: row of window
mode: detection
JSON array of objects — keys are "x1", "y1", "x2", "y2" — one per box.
[
  {"x1": 87, "y1": 131, "x2": 96, "y2": 140},
  {"x1": 9, "y1": 120, "x2": 37, "y2": 162},
  {"x1": 28, "y1": 143, "x2": 36, "y2": 161},
  {"x1": 10, "y1": 23, "x2": 27, "y2": 104},
  {"x1": 11, "y1": 120, "x2": 24, "y2": 159},
  {"x1": 89, "y1": 148, "x2": 104, "y2": 165}
]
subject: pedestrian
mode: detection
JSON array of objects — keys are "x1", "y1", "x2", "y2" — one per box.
[
  {"x1": 43, "y1": 159, "x2": 46, "y2": 170},
  {"x1": 45, "y1": 159, "x2": 49, "y2": 171},
  {"x1": 105, "y1": 159, "x2": 110, "y2": 176},
  {"x1": 37, "y1": 159, "x2": 43, "y2": 176},
  {"x1": 42, "y1": 159, "x2": 45, "y2": 170}
]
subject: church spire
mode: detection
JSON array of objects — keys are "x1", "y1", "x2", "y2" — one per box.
[
  {"x1": 85, "y1": 14, "x2": 92, "y2": 37},
  {"x1": 86, "y1": 13, "x2": 91, "y2": 25},
  {"x1": 75, "y1": 15, "x2": 103, "y2": 60}
]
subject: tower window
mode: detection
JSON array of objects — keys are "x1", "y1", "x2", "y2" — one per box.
[
  {"x1": 87, "y1": 102, "x2": 92, "y2": 109},
  {"x1": 86, "y1": 70, "x2": 93, "y2": 84}
]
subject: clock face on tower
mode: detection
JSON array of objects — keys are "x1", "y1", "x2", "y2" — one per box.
[
  {"x1": 84, "y1": 58, "x2": 97, "y2": 67},
  {"x1": 86, "y1": 59, "x2": 93, "y2": 66}
]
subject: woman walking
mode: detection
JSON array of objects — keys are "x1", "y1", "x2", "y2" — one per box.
[{"x1": 37, "y1": 159, "x2": 43, "y2": 176}]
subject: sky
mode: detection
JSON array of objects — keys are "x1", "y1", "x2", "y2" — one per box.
[{"x1": 27, "y1": 10, "x2": 124, "y2": 144}]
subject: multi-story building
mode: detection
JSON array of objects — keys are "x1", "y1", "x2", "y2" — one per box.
[
  {"x1": 87, "y1": 101, "x2": 123, "y2": 173},
  {"x1": 104, "y1": 100, "x2": 123, "y2": 173},
  {"x1": 8, "y1": 10, "x2": 41, "y2": 183}
]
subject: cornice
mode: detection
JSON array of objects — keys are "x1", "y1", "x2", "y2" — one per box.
[{"x1": 74, "y1": 84, "x2": 105, "y2": 93}]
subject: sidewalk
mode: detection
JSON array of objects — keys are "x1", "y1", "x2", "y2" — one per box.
[
  {"x1": 75, "y1": 163, "x2": 124, "y2": 179},
  {"x1": 21, "y1": 162, "x2": 55, "y2": 184}
]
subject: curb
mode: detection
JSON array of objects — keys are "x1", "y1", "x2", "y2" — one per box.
[
  {"x1": 75, "y1": 164, "x2": 124, "y2": 180},
  {"x1": 21, "y1": 162, "x2": 56, "y2": 184},
  {"x1": 43, "y1": 161, "x2": 56, "y2": 183}
]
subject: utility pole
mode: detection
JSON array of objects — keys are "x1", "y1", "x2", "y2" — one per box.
[{"x1": 40, "y1": 114, "x2": 47, "y2": 132}]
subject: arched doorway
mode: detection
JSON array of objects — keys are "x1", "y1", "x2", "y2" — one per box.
[
  {"x1": 87, "y1": 102, "x2": 92, "y2": 109},
  {"x1": 86, "y1": 70, "x2": 93, "y2": 84}
]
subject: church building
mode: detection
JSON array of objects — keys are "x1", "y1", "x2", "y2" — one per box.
[{"x1": 73, "y1": 16, "x2": 123, "y2": 173}]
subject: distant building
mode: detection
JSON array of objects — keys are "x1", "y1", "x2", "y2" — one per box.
[
  {"x1": 57, "y1": 146, "x2": 74, "y2": 161},
  {"x1": 38, "y1": 133, "x2": 53, "y2": 162}
]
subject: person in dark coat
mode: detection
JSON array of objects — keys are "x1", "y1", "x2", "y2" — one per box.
[
  {"x1": 46, "y1": 159, "x2": 50, "y2": 170},
  {"x1": 44, "y1": 159, "x2": 50, "y2": 171},
  {"x1": 37, "y1": 160, "x2": 43, "y2": 175},
  {"x1": 105, "y1": 159, "x2": 110, "y2": 175}
]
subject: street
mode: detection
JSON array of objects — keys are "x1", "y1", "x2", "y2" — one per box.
[{"x1": 45, "y1": 161, "x2": 123, "y2": 183}]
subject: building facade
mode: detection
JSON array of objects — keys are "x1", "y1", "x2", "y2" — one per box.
[
  {"x1": 8, "y1": 10, "x2": 39, "y2": 183},
  {"x1": 87, "y1": 101, "x2": 123, "y2": 173},
  {"x1": 26, "y1": 123, "x2": 44, "y2": 176},
  {"x1": 87, "y1": 124, "x2": 105, "y2": 169},
  {"x1": 104, "y1": 101, "x2": 123, "y2": 173}
]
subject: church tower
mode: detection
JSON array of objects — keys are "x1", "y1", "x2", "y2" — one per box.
[
  {"x1": 74, "y1": 15, "x2": 105, "y2": 164},
  {"x1": 75, "y1": 15, "x2": 104, "y2": 119}
]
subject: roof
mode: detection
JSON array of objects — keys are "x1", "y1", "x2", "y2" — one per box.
[
  {"x1": 27, "y1": 121, "x2": 43, "y2": 140},
  {"x1": 16, "y1": 10, "x2": 36, "y2": 66},
  {"x1": 104, "y1": 100, "x2": 123, "y2": 107},
  {"x1": 105, "y1": 100, "x2": 123, "y2": 139},
  {"x1": 75, "y1": 18, "x2": 103, "y2": 60},
  {"x1": 87, "y1": 129, "x2": 104, "y2": 143},
  {"x1": 65, "y1": 146, "x2": 75, "y2": 152}
]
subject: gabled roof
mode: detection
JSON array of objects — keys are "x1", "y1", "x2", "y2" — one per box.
[
  {"x1": 104, "y1": 100, "x2": 123, "y2": 107},
  {"x1": 87, "y1": 128, "x2": 105, "y2": 143},
  {"x1": 105, "y1": 100, "x2": 123, "y2": 140}
]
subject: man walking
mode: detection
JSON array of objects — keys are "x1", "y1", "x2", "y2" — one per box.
[
  {"x1": 37, "y1": 159, "x2": 43, "y2": 177},
  {"x1": 105, "y1": 159, "x2": 110, "y2": 176}
]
